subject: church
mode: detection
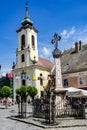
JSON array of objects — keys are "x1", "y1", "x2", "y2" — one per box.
[{"x1": 12, "y1": 2, "x2": 53, "y2": 98}]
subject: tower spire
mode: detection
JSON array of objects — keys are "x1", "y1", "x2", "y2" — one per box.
[
  {"x1": 21, "y1": 1, "x2": 33, "y2": 26},
  {"x1": 25, "y1": 0, "x2": 29, "y2": 19}
]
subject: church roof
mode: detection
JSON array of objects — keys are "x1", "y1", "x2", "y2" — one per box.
[
  {"x1": 37, "y1": 57, "x2": 54, "y2": 70},
  {"x1": 61, "y1": 42, "x2": 87, "y2": 74},
  {"x1": 13, "y1": 57, "x2": 53, "y2": 72}
]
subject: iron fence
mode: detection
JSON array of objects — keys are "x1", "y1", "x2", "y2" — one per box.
[{"x1": 33, "y1": 99, "x2": 84, "y2": 119}]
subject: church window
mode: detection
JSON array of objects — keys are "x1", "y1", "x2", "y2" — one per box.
[
  {"x1": 31, "y1": 35, "x2": 35, "y2": 49},
  {"x1": 21, "y1": 54, "x2": 25, "y2": 62},
  {"x1": 40, "y1": 73, "x2": 43, "y2": 85},
  {"x1": 21, "y1": 35, "x2": 25, "y2": 50}
]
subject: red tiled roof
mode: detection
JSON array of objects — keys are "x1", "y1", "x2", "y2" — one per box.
[{"x1": 37, "y1": 57, "x2": 54, "y2": 70}]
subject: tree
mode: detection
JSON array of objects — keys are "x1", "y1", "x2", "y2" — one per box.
[
  {"x1": 15, "y1": 88, "x2": 21, "y2": 104},
  {"x1": 1, "y1": 86, "x2": 11, "y2": 108},
  {"x1": 1, "y1": 86, "x2": 11, "y2": 98},
  {"x1": 15, "y1": 88, "x2": 21, "y2": 96},
  {"x1": 15, "y1": 86, "x2": 28, "y2": 118},
  {"x1": 20, "y1": 86, "x2": 28, "y2": 102},
  {"x1": 15, "y1": 85, "x2": 38, "y2": 118},
  {"x1": 15, "y1": 86, "x2": 28, "y2": 102},
  {"x1": 27, "y1": 86, "x2": 38, "y2": 99}
]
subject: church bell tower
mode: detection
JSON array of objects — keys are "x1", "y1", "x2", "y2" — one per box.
[{"x1": 16, "y1": 2, "x2": 38, "y2": 69}]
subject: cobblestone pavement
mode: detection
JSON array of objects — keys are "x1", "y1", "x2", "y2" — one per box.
[
  {"x1": 0, "y1": 104, "x2": 87, "y2": 130},
  {"x1": 0, "y1": 104, "x2": 41, "y2": 130}
]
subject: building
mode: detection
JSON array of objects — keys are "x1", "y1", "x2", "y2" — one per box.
[
  {"x1": 62, "y1": 41, "x2": 87, "y2": 90},
  {"x1": 12, "y1": 2, "x2": 53, "y2": 98}
]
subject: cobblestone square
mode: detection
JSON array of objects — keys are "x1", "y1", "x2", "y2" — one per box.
[{"x1": 0, "y1": 104, "x2": 87, "y2": 130}]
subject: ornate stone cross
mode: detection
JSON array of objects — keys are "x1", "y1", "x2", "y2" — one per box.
[{"x1": 51, "y1": 33, "x2": 61, "y2": 49}]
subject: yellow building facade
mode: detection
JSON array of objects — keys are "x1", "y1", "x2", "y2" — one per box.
[{"x1": 12, "y1": 2, "x2": 53, "y2": 98}]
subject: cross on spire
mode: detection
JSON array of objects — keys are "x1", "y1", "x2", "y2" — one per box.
[
  {"x1": 25, "y1": 0, "x2": 29, "y2": 19},
  {"x1": 21, "y1": 0, "x2": 33, "y2": 26}
]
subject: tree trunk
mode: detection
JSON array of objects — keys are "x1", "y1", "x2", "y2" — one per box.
[
  {"x1": 21, "y1": 97, "x2": 27, "y2": 118},
  {"x1": 5, "y1": 98, "x2": 8, "y2": 109}
]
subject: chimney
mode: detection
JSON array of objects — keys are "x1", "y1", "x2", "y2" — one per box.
[
  {"x1": 79, "y1": 40, "x2": 82, "y2": 50},
  {"x1": 75, "y1": 42, "x2": 79, "y2": 53}
]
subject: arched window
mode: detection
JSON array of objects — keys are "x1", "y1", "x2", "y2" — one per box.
[
  {"x1": 21, "y1": 35, "x2": 25, "y2": 50},
  {"x1": 31, "y1": 35, "x2": 35, "y2": 48},
  {"x1": 40, "y1": 73, "x2": 43, "y2": 85},
  {"x1": 21, "y1": 54, "x2": 25, "y2": 62}
]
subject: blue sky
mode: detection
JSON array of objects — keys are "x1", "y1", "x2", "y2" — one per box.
[{"x1": 1, "y1": 0, "x2": 87, "y2": 74}]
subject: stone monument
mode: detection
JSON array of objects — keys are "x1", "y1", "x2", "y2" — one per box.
[{"x1": 51, "y1": 33, "x2": 67, "y2": 111}]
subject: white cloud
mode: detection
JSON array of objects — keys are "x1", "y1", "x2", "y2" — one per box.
[
  {"x1": 42, "y1": 47, "x2": 50, "y2": 56},
  {"x1": 61, "y1": 27, "x2": 76, "y2": 40},
  {"x1": 61, "y1": 30, "x2": 67, "y2": 36},
  {"x1": 60, "y1": 26, "x2": 87, "y2": 50},
  {"x1": 69, "y1": 27, "x2": 76, "y2": 35}
]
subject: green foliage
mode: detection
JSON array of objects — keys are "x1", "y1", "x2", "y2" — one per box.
[
  {"x1": 15, "y1": 85, "x2": 38, "y2": 100},
  {"x1": 1, "y1": 86, "x2": 11, "y2": 98},
  {"x1": 27, "y1": 86, "x2": 38, "y2": 99},
  {"x1": 20, "y1": 86, "x2": 28, "y2": 97},
  {"x1": 15, "y1": 86, "x2": 28, "y2": 97},
  {"x1": 15, "y1": 88, "x2": 21, "y2": 95}
]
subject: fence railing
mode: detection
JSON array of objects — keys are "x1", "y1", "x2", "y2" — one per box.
[
  {"x1": 56, "y1": 107, "x2": 82, "y2": 118},
  {"x1": 33, "y1": 99, "x2": 84, "y2": 118}
]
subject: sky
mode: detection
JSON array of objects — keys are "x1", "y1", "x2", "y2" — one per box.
[{"x1": 1, "y1": 0, "x2": 87, "y2": 74}]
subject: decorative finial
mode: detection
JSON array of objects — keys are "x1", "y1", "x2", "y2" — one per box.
[
  {"x1": 25, "y1": 0, "x2": 29, "y2": 19},
  {"x1": 21, "y1": 0, "x2": 33, "y2": 26}
]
